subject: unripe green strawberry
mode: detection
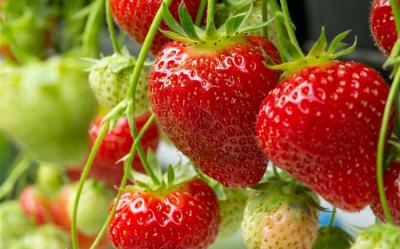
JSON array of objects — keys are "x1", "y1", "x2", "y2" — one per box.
[
  {"x1": 242, "y1": 178, "x2": 320, "y2": 249},
  {"x1": 0, "y1": 57, "x2": 97, "y2": 165},
  {"x1": 88, "y1": 51, "x2": 149, "y2": 114},
  {"x1": 9, "y1": 225, "x2": 70, "y2": 249},
  {"x1": 351, "y1": 224, "x2": 400, "y2": 249},
  {"x1": 66, "y1": 179, "x2": 114, "y2": 235},
  {"x1": 37, "y1": 163, "x2": 64, "y2": 197},
  {"x1": 313, "y1": 227, "x2": 353, "y2": 249},
  {"x1": 217, "y1": 189, "x2": 248, "y2": 240},
  {"x1": 0, "y1": 201, "x2": 34, "y2": 248}
]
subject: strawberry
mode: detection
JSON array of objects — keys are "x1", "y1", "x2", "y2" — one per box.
[
  {"x1": 19, "y1": 186, "x2": 52, "y2": 225},
  {"x1": 110, "y1": 0, "x2": 202, "y2": 55},
  {"x1": 149, "y1": 4, "x2": 281, "y2": 187},
  {"x1": 350, "y1": 224, "x2": 400, "y2": 249},
  {"x1": 313, "y1": 227, "x2": 353, "y2": 249},
  {"x1": 256, "y1": 30, "x2": 395, "y2": 211},
  {"x1": 50, "y1": 180, "x2": 113, "y2": 236},
  {"x1": 241, "y1": 177, "x2": 320, "y2": 249},
  {"x1": 49, "y1": 182, "x2": 111, "y2": 249},
  {"x1": 108, "y1": 160, "x2": 220, "y2": 249},
  {"x1": 36, "y1": 163, "x2": 64, "y2": 198},
  {"x1": 75, "y1": 113, "x2": 159, "y2": 187},
  {"x1": 0, "y1": 201, "x2": 35, "y2": 248},
  {"x1": 9, "y1": 225, "x2": 70, "y2": 249},
  {"x1": 88, "y1": 50, "x2": 149, "y2": 113},
  {"x1": 370, "y1": 162, "x2": 400, "y2": 225},
  {"x1": 0, "y1": 58, "x2": 97, "y2": 165},
  {"x1": 216, "y1": 188, "x2": 248, "y2": 240},
  {"x1": 370, "y1": 0, "x2": 399, "y2": 55}
]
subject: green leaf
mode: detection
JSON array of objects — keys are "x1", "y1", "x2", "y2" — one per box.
[
  {"x1": 166, "y1": 165, "x2": 175, "y2": 187},
  {"x1": 224, "y1": 13, "x2": 247, "y2": 36},
  {"x1": 327, "y1": 30, "x2": 351, "y2": 54},
  {"x1": 146, "y1": 149, "x2": 162, "y2": 183},
  {"x1": 162, "y1": 2, "x2": 185, "y2": 35},
  {"x1": 178, "y1": 2, "x2": 200, "y2": 41},
  {"x1": 308, "y1": 28, "x2": 328, "y2": 58}
]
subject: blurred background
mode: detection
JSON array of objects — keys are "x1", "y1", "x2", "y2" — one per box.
[{"x1": 0, "y1": 0, "x2": 388, "y2": 248}]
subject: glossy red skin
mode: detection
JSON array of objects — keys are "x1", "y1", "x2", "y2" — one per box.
[
  {"x1": 370, "y1": 0, "x2": 399, "y2": 55},
  {"x1": 19, "y1": 186, "x2": 51, "y2": 225},
  {"x1": 370, "y1": 162, "x2": 400, "y2": 225},
  {"x1": 109, "y1": 179, "x2": 220, "y2": 249},
  {"x1": 69, "y1": 113, "x2": 159, "y2": 187},
  {"x1": 149, "y1": 36, "x2": 281, "y2": 188},
  {"x1": 111, "y1": 0, "x2": 202, "y2": 55},
  {"x1": 257, "y1": 61, "x2": 394, "y2": 211},
  {"x1": 49, "y1": 186, "x2": 110, "y2": 249}
]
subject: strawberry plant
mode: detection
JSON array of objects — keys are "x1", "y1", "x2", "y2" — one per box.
[{"x1": 1, "y1": 0, "x2": 400, "y2": 248}]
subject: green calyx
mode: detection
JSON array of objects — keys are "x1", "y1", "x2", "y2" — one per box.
[
  {"x1": 161, "y1": 2, "x2": 272, "y2": 47},
  {"x1": 351, "y1": 224, "x2": 400, "y2": 249},
  {"x1": 249, "y1": 176, "x2": 325, "y2": 219},
  {"x1": 270, "y1": 28, "x2": 357, "y2": 77},
  {"x1": 125, "y1": 150, "x2": 197, "y2": 195},
  {"x1": 86, "y1": 48, "x2": 136, "y2": 73},
  {"x1": 313, "y1": 227, "x2": 354, "y2": 249}
]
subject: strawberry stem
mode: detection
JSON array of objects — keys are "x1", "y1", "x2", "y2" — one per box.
[
  {"x1": 195, "y1": 0, "x2": 207, "y2": 26},
  {"x1": 279, "y1": 0, "x2": 304, "y2": 57},
  {"x1": 267, "y1": 0, "x2": 289, "y2": 61},
  {"x1": 391, "y1": 0, "x2": 400, "y2": 38},
  {"x1": 328, "y1": 207, "x2": 336, "y2": 228},
  {"x1": 0, "y1": 156, "x2": 30, "y2": 200},
  {"x1": 262, "y1": 0, "x2": 269, "y2": 38},
  {"x1": 89, "y1": 114, "x2": 156, "y2": 249},
  {"x1": 71, "y1": 120, "x2": 110, "y2": 249},
  {"x1": 205, "y1": 0, "x2": 217, "y2": 38},
  {"x1": 105, "y1": 0, "x2": 121, "y2": 54},
  {"x1": 377, "y1": 69, "x2": 400, "y2": 225},
  {"x1": 82, "y1": 0, "x2": 105, "y2": 57}
]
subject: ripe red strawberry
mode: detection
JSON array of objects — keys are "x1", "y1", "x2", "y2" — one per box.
[
  {"x1": 370, "y1": 0, "x2": 399, "y2": 55},
  {"x1": 108, "y1": 178, "x2": 220, "y2": 249},
  {"x1": 19, "y1": 186, "x2": 52, "y2": 225},
  {"x1": 110, "y1": 0, "x2": 202, "y2": 55},
  {"x1": 68, "y1": 112, "x2": 160, "y2": 187},
  {"x1": 370, "y1": 162, "x2": 400, "y2": 225},
  {"x1": 257, "y1": 61, "x2": 394, "y2": 211},
  {"x1": 149, "y1": 5, "x2": 281, "y2": 187}
]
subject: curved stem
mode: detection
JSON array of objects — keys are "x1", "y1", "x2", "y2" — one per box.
[
  {"x1": 82, "y1": 0, "x2": 105, "y2": 57},
  {"x1": 71, "y1": 121, "x2": 109, "y2": 249},
  {"x1": 106, "y1": 0, "x2": 121, "y2": 54},
  {"x1": 391, "y1": 0, "x2": 400, "y2": 38},
  {"x1": 206, "y1": 0, "x2": 215, "y2": 29},
  {"x1": 89, "y1": 114, "x2": 156, "y2": 249},
  {"x1": 195, "y1": 0, "x2": 207, "y2": 26},
  {"x1": 377, "y1": 69, "x2": 400, "y2": 225},
  {"x1": 267, "y1": 0, "x2": 288, "y2": 61},
  {"x1": 328, "y1": 208, "x2": 337, "y2": 228},
  {"x1": 0, "y1": 156, "x2": 30, "y2": 200},
  {"x1": 262, "y1": 0, "x2": 269, "y2": 38},
  {"x1": 279, "y1": 0, "x2": 304, "y2": 57}
]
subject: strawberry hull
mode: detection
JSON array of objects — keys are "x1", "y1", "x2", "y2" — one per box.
[
  {"x1": 149, "y1": 36, "x2": 281, "y2": 188},
  {"x1": 257, "y1": 61, "x2": 395, "y2": 211}
]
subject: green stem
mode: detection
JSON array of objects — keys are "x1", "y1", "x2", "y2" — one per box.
[
  {"x1": 391, "y1": 0, "x2": 400, "y2": 38},
  {"x1": 195, "y1": 0, "x2": 207, "y2": 26},
  {"x1": 82, "y1": 0, "x2": 105, "y2": 57},
  {"x1": 89, "y1": 115, "x2": 156, "y2": 249},
  {"x1": 328, "y1": 208, "x2": 337, "y2": 228},
  {"x1": 377, "y1": 69, "x2": 400, "y2": 225},
  {"x1": 262, "y1": 0, "x2": 269, "y2": 38},
  {"x1": 106, "y1": 0, "x2": 121, "y2": 54},
  {"x1": 0, "y1": 156, "x2": 30, "y2": 200},
  {"x1": 267, "y1": 0, "x2": 288, "y2": 61},
  {"x1": 127, "y1": 111, "x2": 160, "y2": 185},
  {"x1": 206, "y1": 0, "x2": 215, "y2": 29},
  {"x1": 395, "y1": 97, "x2": 400, "y2": 137},
  {"x1": 71, "y1": 121, "x2": 109, "y2": 249},
  {"x1": 279, "y1": 0, "x2": 304, "y2": 57}
]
